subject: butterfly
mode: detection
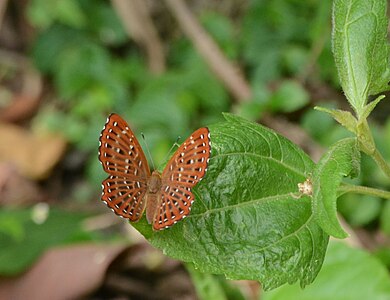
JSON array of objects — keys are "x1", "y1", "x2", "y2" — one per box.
[{"x1": 98, "y1": 113, "x2": 211, "y2": 230}]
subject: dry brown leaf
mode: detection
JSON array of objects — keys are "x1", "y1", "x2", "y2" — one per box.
[
  {"x1": 0, "y1": 243, "x2": 127, "y2": 300},
  {"x1": 0, "y1": 123, "x2": 66, "y2": 179},
  {"x1": 0, "y1": 163, "x2": 41, "y2": 206}
]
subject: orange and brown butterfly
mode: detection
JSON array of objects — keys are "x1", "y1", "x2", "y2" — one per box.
[{"x1": 98, "y1": 113, "x2": 211, "y2": 230}]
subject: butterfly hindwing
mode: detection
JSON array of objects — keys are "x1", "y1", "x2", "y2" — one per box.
[
  {"x1": 102, "y1": 175, "x2": 147, "y2": 221},
  {"x1": 155, "y1": 127, "x2": 211, "y2": 230},
  {"x1": 99, "y1": 114, "x2": 150, "y2": 220}
]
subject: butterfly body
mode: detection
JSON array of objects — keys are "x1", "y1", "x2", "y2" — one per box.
[
  {"x1": 98, "y1": 114, "x2": 211, "y2": 230},
  {"x1": 145, "y1": 170, "x2": 162, "y2": 224}
]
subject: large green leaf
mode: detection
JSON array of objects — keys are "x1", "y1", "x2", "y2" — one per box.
[
  {"x1": 312, "y1": 138, "x2": 360, "y2": 238},
  {"x1": 134, "y1": 114, "x2": 329, "y2": 290},
  {"x1": 0, "y1": 208, "x2": 95, "y2": 275},
  {"x1": 332, "y1": 0, "x2": 390, "y2": 116},
  {"x1": 263, "y1": 241, "x2": 390, "y2": 300}
]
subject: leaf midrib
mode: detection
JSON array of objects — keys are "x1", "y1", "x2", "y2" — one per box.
[{"x1": 189, "y1": 192, "x2": 316, "y2": 258}]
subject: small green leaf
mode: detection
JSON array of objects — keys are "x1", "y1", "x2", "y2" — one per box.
[
  {"x1": 134, "y1": 114, "x2": 329, "y2": 290},
  {"x1": 312, "y1": 138, "x2": 360, "y2": 238},
  {"x1": 314, "y1": 106, "x2": 357, "y2": 134},
  {"x1": 263, "y1": 241, "x2": 390, "y2": 300},
  {"x1": 361, "y1": 95, "x2": 386, "y2": 120},
  {"x1": 332, "y1": 0, "x2": 390, "y2": 116},
  {"x1": 269, "y1": 80, "x2": 309, "y2": 113}
]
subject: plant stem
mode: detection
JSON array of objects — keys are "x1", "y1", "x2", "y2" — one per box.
[
  {"x1": 338, "y1": 183, "x2": 390, "y2": 199},
  {"x1": 371, "y1": 149, "x2": 390, "y2": 179}
]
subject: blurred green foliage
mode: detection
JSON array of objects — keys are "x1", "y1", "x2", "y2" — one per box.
[
  {"x1": 263, "y1": 241, "x2": 390, "y2": 300},
  {"x1": 0, "y1": 0, "x2": 389, "y2": 296},
  {"x1": 187, "y1": 264, "x2": 246, "y2": 300},
  {"x1": 0, "y1": 207, "x2": 100, "y2": 275}
]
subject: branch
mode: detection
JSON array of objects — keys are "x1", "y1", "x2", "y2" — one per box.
[
  {"x1": 0, "y1": 0, "x2": 7, "y2": 30},
  {"x1": 164, "y1": 0, "x2": 251, "y2": 102},
  {"x1": 111, "y1": 0, "x2": 165, "y2": 74}
]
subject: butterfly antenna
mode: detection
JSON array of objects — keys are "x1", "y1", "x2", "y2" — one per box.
[
  {"x1": 158, "y1": 136, "x2": 181, "y2": 169},
  {"x1": 141, "y1": 133, "x2": 156, "y2": 171}
]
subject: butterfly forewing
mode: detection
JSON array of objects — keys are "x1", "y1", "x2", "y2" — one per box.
[
  {"x1": 99, "y1": 114, "x2": 150, "y2": 220},
  {"x1": 155, "y1": 127, "x2": 211, "y2": 230}
]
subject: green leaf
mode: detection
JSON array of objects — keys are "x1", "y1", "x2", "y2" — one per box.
[
  {"x1": 361, "y1": 95, "x2": 386, "y2": 120},
  {"x1": 134, "y1": 114, "x2": 329, "y2": 290},
  {"x1": 187, "y1": 264, "x2": 246, "y2": 300},
  {"x1": 314, "y1": 106, "x2": 357, "y2": 134},
  {"x1": 187, "y1": 264, "x2": 227, "y2": 300},
  {"x1": 0, "y1": 208, "x2": 94, "y2": 275},
  {"x1": 301, "y1": 104, "x2": 338, "y2": 143},
  {"x1": 32, "y1": 25, "x2": 86, "y2": 74},
  {"x1": 263, "y1": 241, "x2": 390, "y2": 300},
  {"x1": 27, "y1": 0, "x2": 86, "y2": 29},
  {"x1": 332, "y1": 0, "x2": 390, "y2": 116},
  {"x1": 312, "y1": 138, "x2": 360, "y2": 238},
  {"x1": 269, "y1": 80, "x2": 309, "y2": 113},
  {"x1": 338, "y1": 194, "x2": 382, "y2": 226}
]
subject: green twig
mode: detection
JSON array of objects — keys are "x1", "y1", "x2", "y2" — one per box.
[
  {"x1": 371, "y1": 149, "x2": 390, "y2": 179},
  {"x1": 338, "y1": 183, "x2": 390, "y2": 199}
]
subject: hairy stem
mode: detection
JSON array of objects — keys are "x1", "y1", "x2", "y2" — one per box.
[
  {"x1": 339, "y1": 183, "x2": 390, "y2": 199},
  {"x1": 371, "y1": 149, "x2": 390, "y2": 179}
]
